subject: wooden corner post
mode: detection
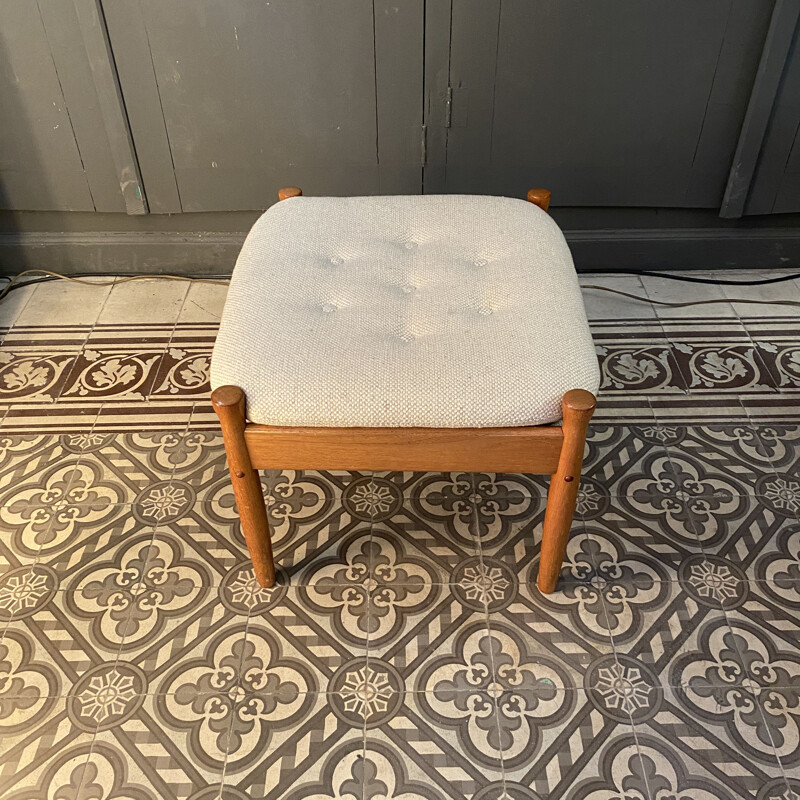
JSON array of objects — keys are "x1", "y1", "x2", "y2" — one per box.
[
  {"x1": 538, "y1": 389, "x2": 596, "y2": 594},
  {"x1": 278, "y1": 186, "x2": 302, "y2": 201},
  {"x1": 526, "y1": 188, "x2": 551, "y2": 212},
  {"x1": 211, "y1": 385, "x2": 276, "y2": 588}
]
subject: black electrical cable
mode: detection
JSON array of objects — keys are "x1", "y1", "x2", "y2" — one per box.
[{"x1": 582, "y1": 268, "x2": 800, "y2": 286}]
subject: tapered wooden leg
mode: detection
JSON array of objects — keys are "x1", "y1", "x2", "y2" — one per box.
[
  {"x1": 211, "y1": 385, "x2": 276, "y2": 588},
  {"x1": 538, "y1": 389, "x2": 596, "y2": 594}
]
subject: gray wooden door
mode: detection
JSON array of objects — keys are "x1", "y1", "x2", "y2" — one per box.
[
  {"x1": 429, "y1": 0, "x2": 773, "y2": 207},
  {"x1": 0, "y1": 0, "x2": 131, "y2": 212},
  {"x1": 741, "y1": 7, "x2": 800, "y2": 215},
  {"x1": 104, "y1": 0, "x2": 424, "y2": 213}
]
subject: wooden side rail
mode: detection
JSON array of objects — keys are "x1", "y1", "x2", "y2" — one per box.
[{"x1": 243, "y1": 424, "x2": 564, "y2": 473}]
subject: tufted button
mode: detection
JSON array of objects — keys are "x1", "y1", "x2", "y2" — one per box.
[
  {"x1": 473, "y1": 258, "x2": 488, "y2": 267},
  {"x1": 329, "y1": 256, "x2": 344, "y2": 265},
  {"x1": 398, "y1": 332, "x2": 415, "y2": 343},
  {"x1": 478, "y1": 306, "x2": 493, "y2": 316},
  {"x1": 400, "y1": 285, "x2": 416, "y2": 295},
  {"x1": 322, "y1": 303, "x2": 337, "y2": 314},
  {"x1": 404, "y1": 241, "x2": 417, "y2": 250}
]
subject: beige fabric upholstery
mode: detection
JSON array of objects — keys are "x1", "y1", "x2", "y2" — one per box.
[{"x1": 211, "y1": 194, "x2": 599, "y2": 427}]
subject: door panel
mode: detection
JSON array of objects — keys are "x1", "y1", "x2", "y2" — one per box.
[
  {"x1": 0, "y1": 2, "x2": 95, "y2": 210},
  {"x1": 441, "y1": 0, "x2": 772, "y2": 207},
  {"x1": 109, "y1": 0, "x2": 423, "y2": 212},
  {"x1": 745, "y1": 19, "x2": 800, "y2": 214}
]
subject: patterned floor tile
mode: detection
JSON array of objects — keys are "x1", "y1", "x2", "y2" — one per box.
[
  {"x1": 0, "y1": 586, "x2": 126, "y2": 701},
  {"x1": 60, "y1": 346, "x2": 168, "y2": 404},
  {"x1": 371, "y1": 488, "x2": 482, "y2": 585},
  {"x1": 154, "y1": 501, "x2": 249, "y2": 584},
  {"x1": 742, "y1": 424, "x2": 800, "y2": 476},
  {"x1": 220, "y1": 693, "x2": 365, "y2": 799},
  {"x1": 242, "y1": 586, "x2": 368, "y2": 693},
  {"x1": 667, "y1": 326, "x2": 779, "y2": 396},
  {"x1": 501, "y1": 703, "x2": 636, "y2": 797},
  {"x1": 0, "y1": 696, "x2": 95, "y2": 797},
  {"x1": 96, "y1": 691, "x2": 229, "y2": 799},
  {"x1": 124, "y1": 589, "x2": 248, "y2": 701},
  {"x1": 693, "y1": 497, "x2": 799, "y2": 578},
  {"x1": 67, "y1": 431, "x2": 195, "y2": 503},
  {"x1": 637, "y1": 712, "x2": 785, "y2": 799},
  {"x1": 488, "y1": 577, "x2": 613, "y2": 680},
  {"x1": 657, "y1": 684, "x2": 786, "y2": 795},
  {"x1": 36, "y1": 500, "x2": 154, "y2": 581},
  {"x1": 78, "y1": 736, "x2": 225, "y2": 800},
  {"x1": 582, "y1": 492, "x2": 703, "y2": 568},
  {"x1": 270, "y1": 468, "x2": 370, "y2": 499},
  {"x1": 364, "y1": 693, "x2": 503, "y2": 797},
  {"x1": 622, "y1": 586, "x2": 738, "y2": 686},
  {"x1": 662, "y1": 424, "x2": 779, "y2": 493},
  {"x1": 0, "y1": 347, "x2": 80, "y2": 405},
  {"x1": 367, "y1": 583, "x2": 489, "y2": 693},
  {"x1": 166, "y1": 430, "x2": 229, "y2": 502},
  {"x1": 3, "y1": 280, "x2": 800, "y2": 796},
  {"x1": 511, "y1": 722, "x2": 639, "y2": 799},
  {"x1": 469, "y1": 479, "x2": 546, "y2": 587},
  {"x1": 0, "y1": 433, "x2": 89, "y2": 506}
]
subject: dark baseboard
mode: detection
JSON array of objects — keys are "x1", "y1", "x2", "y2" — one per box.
[{"x1": 1, "y1": 227, "x2": 799, "y2": 275}]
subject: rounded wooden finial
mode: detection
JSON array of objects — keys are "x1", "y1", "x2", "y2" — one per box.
[
  {"x1": 562, "y1": 389, "x2": 597, "y2": 414},
  {"x1": 526, "y1": 188, "x2": 551, "y2": 212},
  {"x1": 278, "y1": 187, "x2": 302, "y2": 201},
  {"x1": 211, "y1": 385, "x2": 245, "y2": 409}
]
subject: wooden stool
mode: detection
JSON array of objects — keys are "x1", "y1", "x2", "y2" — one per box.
[{"x1": 211, "y1": 188, "x2": 598, "y2": 594}]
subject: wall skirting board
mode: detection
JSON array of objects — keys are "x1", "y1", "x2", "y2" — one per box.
[{"x1": 1, "y1": 227, "x2": 799, "y2": 275}]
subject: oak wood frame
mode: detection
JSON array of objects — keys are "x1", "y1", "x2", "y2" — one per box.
[{"x1": 212, "y1": 186, "x2": 596, "y2": 594}]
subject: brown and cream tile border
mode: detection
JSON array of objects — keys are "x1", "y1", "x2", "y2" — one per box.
[{"x1": 0, "y1": 319, "x2": 796, "y2": 433}]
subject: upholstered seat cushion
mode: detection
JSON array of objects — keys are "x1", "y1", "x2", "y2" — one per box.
[{"x1": 211, "y1": 194, "x2": 599, "y2": 428}]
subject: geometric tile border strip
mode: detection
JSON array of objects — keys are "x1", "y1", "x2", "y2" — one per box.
[{"x1": 0, "y1": 319, "x2": 797, "y2": 432}]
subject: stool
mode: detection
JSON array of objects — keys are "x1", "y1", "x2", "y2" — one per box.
[{"x1": 210, "y1": 188, "x2": 599, "y2": 594}]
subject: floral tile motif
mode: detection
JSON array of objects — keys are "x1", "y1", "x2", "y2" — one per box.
[
  {"x1": 488, "y1": 576, "x2": 613, "y2": 677},
  {"x1": 62, "y1": 432, "x2": 195, "y2": 505},
  {"x1": 662, "y1": 424, "x2": 779, "y2": 488},
  {"x1": 745, "y1": 321, "x2": 800, "y2": 392},
  {"x1": 0, "y1": 351, "x2": 78, "y2": 404},
  {"x1": 149, "y1": 346, "x2": 212, "y2": 399},
  {"x1": 596, "y1": 340, "x2": 688, "y2": 395},
  {"x1": 672, "y1": 340, "x2": 778, "y2": 395},
  {"x1": 60, "y1": 348, "x2": 166, "y2": 403},
  {"x1": 371, "y1": 489, "x2": 482, "y2": 586}
]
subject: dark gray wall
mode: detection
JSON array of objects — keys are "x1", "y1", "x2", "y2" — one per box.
[
  {"x1": 438, "y1": 0, "x2": 772, "y2": 206},
  {"x1": 1, "y1": 0, "x2": 799, "y2": 273}
]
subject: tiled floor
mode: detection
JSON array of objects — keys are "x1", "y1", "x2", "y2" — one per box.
[{"x1": 0, "y1": 271, "x2": 799, "y2": 799}]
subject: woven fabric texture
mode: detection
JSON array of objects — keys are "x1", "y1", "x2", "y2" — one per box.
[{"x1": 211, "y1": 194, "x2": 599, "y2": 428}]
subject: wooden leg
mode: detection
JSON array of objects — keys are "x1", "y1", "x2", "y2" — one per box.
[
  {"x1": 211, "y1": 385, "x2": 276, "y2": 588},
  {"x1": 538, "y1": 389, "x2": 596, "y2": 594}
]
